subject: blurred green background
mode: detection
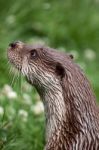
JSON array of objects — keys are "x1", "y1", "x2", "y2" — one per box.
[{"x1": 0, "y1": 0, "x2": 99, "y2": 149}]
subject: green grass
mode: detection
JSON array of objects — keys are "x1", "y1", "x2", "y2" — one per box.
[
  {"x1": 0, "y1": 0, "x2": 99, "y2": 149},
  {"x1": 0, "y1": 83, "x2": 45, "y2": 150}
]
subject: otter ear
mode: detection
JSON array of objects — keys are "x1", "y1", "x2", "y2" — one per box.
[
  {"x1": 55, "y1": 63, "x2": 65, "y2": 78},
  {"x1": 69, "y1": 54, "x2": 74, "y2": 59}
]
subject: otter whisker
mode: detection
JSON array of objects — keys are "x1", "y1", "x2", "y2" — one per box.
[
  {"x1": 6, "y1": 60, "x2": 10, "y2": 67},
  {"x1": 7, "y1": 66, "x2": 14, "y2": 82},
  {"x1": 17, "y1": 72, "x2": 22, "y2": 95},
  {"x1": 10, "y1": 72, "x2": 17, "y2": 87},
  {"x1": 15, "y1": 71, "x2": 21, "y2": 86}
]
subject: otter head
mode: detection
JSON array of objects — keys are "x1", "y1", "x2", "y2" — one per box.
[
  {"x1": 8, "y1": 41, "x2": 73, "y2": 140},
  {"x1": 8, "y1": 41, "x2": 72, "y2": 92}
]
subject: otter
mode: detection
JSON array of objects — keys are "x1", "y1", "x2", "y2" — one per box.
[{"x1": 7, "y1": 41, "x2": 99, "y2": 150}]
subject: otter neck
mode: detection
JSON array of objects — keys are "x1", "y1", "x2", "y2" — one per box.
[
  {"x1": 37, "y1": 80, "x2": 66, "y2": 142},
  {"x1": 36, "y1": 78, "x2": 99, "y2": 144}
]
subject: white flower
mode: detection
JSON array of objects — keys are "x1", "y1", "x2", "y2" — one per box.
[
  {"x1": 3, "y1": 84, "x2": 12, "y2": 93},
  {"x1": 95, "y1": 0, "x2": 99, "y2": 4},
  {"x1": 70, "y1": 50, "x2": 79, "y2": 59},
  {"x1": 31, "y1": 101, "x2": 44, "y2": 115},
  {"x1": 7, "y1": 91, "x2": 17, "y2": 99},
  {"x1": 23, "y1": 94, "x2": 32, "y2": 105},
  {"x1": 18, "y1": 109, "x2": 28, "y2": 117},
  {"x1": 6, "y1": 15, "x2": 15, "y2": 24},
  {"x1": 18, "y1": 109, "x2": 28, "y2": 122},
  {"x1": 0, "y1": 106, "x2": 4, "y2": 116},
  {"x1": 43, "y1": 3, "x2": 51, "y2": 10},
  {"x1": 2, "y1": 84, "x2": 17, "y2": 99},
  {"x1": 84, "y1": 49, "x2": 96, "y2": 60}
]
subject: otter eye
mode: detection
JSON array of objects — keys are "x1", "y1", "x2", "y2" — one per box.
[{"x1": 30, "y1": 49, "x2": 37, "y2": 58}]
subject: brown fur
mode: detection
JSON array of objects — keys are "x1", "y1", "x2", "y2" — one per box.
[{"x1": 8, "y1": 41, "x2": 99, "y2": 150}]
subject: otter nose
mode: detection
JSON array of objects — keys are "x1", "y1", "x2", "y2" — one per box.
[
  {"x1": 9, "y1": 41, "x2": 22, "y2": 48},
  {"x1": 9, "y1": 42, "x2": 16, "y2": 48}
]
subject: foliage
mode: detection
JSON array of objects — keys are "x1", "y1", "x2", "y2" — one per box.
[{"x1": 0, "y1": 0, "x2": 99, "y2": 149}]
